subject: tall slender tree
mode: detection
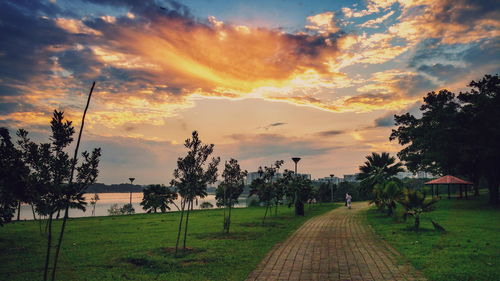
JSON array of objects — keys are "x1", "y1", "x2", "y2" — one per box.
[
  {"x1": 215, "y1": 159, "x2": 247, "y2": 233},
  {"x1": 170, "y1": 131, "x2": 219, "y2": 255}
]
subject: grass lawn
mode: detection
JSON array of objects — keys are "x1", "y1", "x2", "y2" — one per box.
[
  {"x1": 0, "y1": 203, "x2": 338, "y2": 280},
  {"x1": 365, "y1": 193, "x2": 500, "y2": 281}
]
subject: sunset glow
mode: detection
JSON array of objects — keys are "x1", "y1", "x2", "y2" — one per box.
[{"x1": 1, "y1": 0, "x2": 498, "y2": 183}]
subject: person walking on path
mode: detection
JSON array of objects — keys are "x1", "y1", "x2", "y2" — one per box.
[{"x1": 346, "y1": 193, "x2": 352, "y2": 209}]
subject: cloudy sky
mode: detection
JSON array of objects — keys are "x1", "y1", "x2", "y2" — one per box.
[{"x1": 1, "y1": 0, "x2": 499, "y2": 184}]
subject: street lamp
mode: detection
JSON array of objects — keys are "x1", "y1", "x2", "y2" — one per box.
[
  {"x1": 128, "y1": 177, "x2": 135, "y2": 205},
  {"x1": 330, "y1": 174, "x2": 335, "y2": 202},
  {"x1": 291, "y1": 157, "x2": 303, "y2": 216},
  {"x1": 291, "y1": 157, "x2": 301, "y2": 176}
]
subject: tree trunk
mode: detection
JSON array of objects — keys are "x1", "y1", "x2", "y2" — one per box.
[
  {"x1": 31, "y1": 204, "x2": 37, "y2": 220},
  {"x1": 226, "y1": 205, "x2": 232, "y2": 233},
  {"x1": 17, "y1": 201, "x2": 21, "y2": 221},
  {"x1": 51, "y1": 206, "x2": 69, "y2": 281},
  {"x1": 262, "y1": 202, "x2": 269, "y2": 224},
  {"x1": 182, "y1": 200, "x2": 192, "y2": 250},
  {"x1": 489, "y1": 181, "x2": 499, "y2": 205},
  {"x1": 43, "y1": 213, "x2": 54, "y2": 281},
  {"x1": 174, "y1": 197, "x2": 186, "y2": 256},
  {"x1": 414, "y1": 215, "x2": 420, "y2": 230},
  {"x1": 295, "y1": 200, "x2": 304, "y2": 216}
]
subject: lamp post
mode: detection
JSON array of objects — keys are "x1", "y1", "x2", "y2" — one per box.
[
  {"x1": 291, "y1": 157, "x2": 303, "y2": 216},
  {"x1": 330, "y1": 174, "x2": 335, "y2": 202},
  {"x1": 128, "y1": 177, "x2": 135, "y2": 205}
]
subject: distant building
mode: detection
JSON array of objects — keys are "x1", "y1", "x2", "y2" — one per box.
[
  {"x1": 395, "y1": 171, "x2": 436, "y2": 179},
  {"x1": 343, "y1": 174, "x2": 359, "y2": 182},
  {"x1": 245, "y1": 171, "x2": 311, "y2": 185},
  {"x1": 396, "y1": 171, "x2": 415, "y2": 179},
  {"x1": 315, "y1": 176, "x2": 342, "y2": 185},
  {"x1": 416, "y1": 171, "x2": 435, "y2": 179}
]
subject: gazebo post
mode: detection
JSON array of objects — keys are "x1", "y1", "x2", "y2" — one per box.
[
  {"x1": 436, "y1": 184, "x2": 439, "y2": 198},
  {"x1": 447, "y1": 184, "x2": 450, "y2": 199},
  {"x1": 459, "y1": 184, "x2": 463, "y2": 199},
  {"x1": 465, "y1": 185, "x2": 468, "y2": 200}
]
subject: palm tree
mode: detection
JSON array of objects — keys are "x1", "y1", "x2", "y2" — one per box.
[
  {"x1": 357, "y1": 152, "x2": 404, "y2": 194},
  {"x1": 398, "y1": 188, "x2": 439, "y2": 230},
  {"x1": 140, "y1": 184, "x2": 178, "y2": 213}
]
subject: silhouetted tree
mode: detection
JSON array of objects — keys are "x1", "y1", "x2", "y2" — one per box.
[
  {"x1": 0, "y1": 128, "x2": 29, "y2": 225},
  {"x1": 16, "y1": 110, "x2": 100, "y2": 281},
  {"x1": 391, "y1": 74, "x2": 500, "y2": 204},
  {"x1": 215, "y1": 159, "x2": 247, "y2": 233},
  {"x1": 357, "y1": 152, "x2": 404, "y2": 195},
  {"x1": 398, "y1": 188, "x2": 439, "y2": 230},
  {"x1": 140, "y1": 184, "x2": 178, "y2": 213},
  {"x1": 170, "y1": 131, "x2": 219, "y2": 255},
  {"x1": 250, "y1": 161, "x2": 283, "y2": 223}
]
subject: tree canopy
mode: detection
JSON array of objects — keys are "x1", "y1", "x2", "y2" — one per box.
[{"x1": 391, "y1": 74, "x2": 500, "y2": 204}]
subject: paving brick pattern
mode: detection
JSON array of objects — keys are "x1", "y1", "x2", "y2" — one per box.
[{"x1": 246, "y1": 202, "x2": 426, "y2": 281}]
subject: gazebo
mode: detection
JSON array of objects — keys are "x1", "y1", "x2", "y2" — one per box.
[{"x1": 425, "y1": 175, "x2": 473, "y2": 200}]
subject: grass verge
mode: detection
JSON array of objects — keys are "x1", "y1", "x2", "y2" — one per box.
[
  {"x1": 365, "y1": 194, "x2": 500, "y2": 281},
  {"x1": 0, "y1": 203, "x2": 338, "y2": 280}
]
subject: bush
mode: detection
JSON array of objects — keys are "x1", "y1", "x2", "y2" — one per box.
[
  {"x1": 200, "y1": 202, "x2": 213, "y2": 209},
  {"x1": 120, "y1": 203, "x2": 135, "y2": 215},
  {"x1": 107, "y1": 204, "x2": 122, "y2": 215},
  {"x1": 247, "y1": 197, "x2": 260, "y2": 207}
]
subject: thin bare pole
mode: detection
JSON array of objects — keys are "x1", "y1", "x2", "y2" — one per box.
[{"x1": 51, "y1": 81, "x2": 95, "y2": 281}]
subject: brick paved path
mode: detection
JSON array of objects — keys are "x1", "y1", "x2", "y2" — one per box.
[{"x1": 246, "y1": 202, "x2": 426, "y2": 281}]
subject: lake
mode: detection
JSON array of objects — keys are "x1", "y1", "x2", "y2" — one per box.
[{"x1": 14, "y1": 192, "x2": 249, "y2": 220}]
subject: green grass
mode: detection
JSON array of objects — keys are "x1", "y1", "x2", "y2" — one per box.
[
  {"x1": 365, "y1": 194, "x2": 500, "y2": 281},
  {"x1": 0, "y1": 203, "x2": 338, "y2": 280}
]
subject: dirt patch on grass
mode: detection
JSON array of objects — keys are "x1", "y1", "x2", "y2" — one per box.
[
  {"x1": 194, "y1": 231, "x2": 261, "y2": 240},
  {"x1": 149, "y1": 247, "x2": 206, "y2": 257},
  {"x1": 238, "y1": 221, "x2": 285, "y2": 228},
  {"x1": 180, "y1": 257, "x2": 215, "y2": 267}
]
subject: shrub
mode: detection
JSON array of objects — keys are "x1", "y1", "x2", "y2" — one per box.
[{"x1": 200, "y1": 202, "x2": 213, "y2": 209}]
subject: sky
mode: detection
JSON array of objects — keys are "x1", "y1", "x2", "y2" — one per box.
[{"x1": 0, "y1": 0, "x2": 499, "y2": 184}]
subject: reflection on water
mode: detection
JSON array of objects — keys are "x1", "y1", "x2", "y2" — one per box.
[{"x1": 14, "y1": 192, "x2": 248, "y2": 220}]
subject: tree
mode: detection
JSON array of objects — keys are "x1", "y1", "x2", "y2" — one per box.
[
  {"x1": 170, "y1": 131, "x2": 219, "y2": 255},
  {"x1": 281, "y1": 170, "x2": 313, "y2": 216},
  {"x1": 316, "y1": 182, "x2": 334, "y2": 203},
  {"x1": 215, "y1": 159, "x2": 247, "y2": 233},
  {"x1": 16, "y1": 110, "x2": 101, "y2": 281},
  {"x1": 398, "y1": 188, "x2": 439, "y2": 230},
  {"x1": 249, "y1": 162, "x2": 283, "y2": 223},
  {"x1": 371, "y1": 180, "x2": 404, "y2": 216},
  {"x1": 140, "y1": 184, "x2": 178, "y2": 213},
  {"x1": 0, "y1": 128, "x2": 29, "y2": 225},
  {"x1": 89, "y1": 193, "x2": 99, "y2": 216},
  {"x1": 458, "y1": 74, "x2": 500, "y2": 204},
  {"x1": 391, "y1": 74, "x2": 500, "y2": 204},
  {"x1": 357, "y1": 152, "x2": 404, "y2": 194}
]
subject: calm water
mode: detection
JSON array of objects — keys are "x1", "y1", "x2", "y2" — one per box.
[{"x1": 14, "y1": 192, "x2": 248, "y2": 220}]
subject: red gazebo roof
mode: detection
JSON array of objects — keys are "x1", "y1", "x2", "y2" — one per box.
[{"x1": 425, "y1": 175, "x2": 473, "y2": 185}]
